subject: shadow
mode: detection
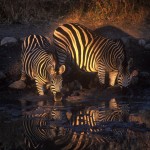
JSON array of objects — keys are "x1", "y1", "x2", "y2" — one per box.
[{"x1": 94, "y1": 25, "x2": 133, "y2": 40}]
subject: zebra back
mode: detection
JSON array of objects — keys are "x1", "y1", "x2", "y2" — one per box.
[{"x1": 22, "y1": 34, "x2": 52, "y2": 54}]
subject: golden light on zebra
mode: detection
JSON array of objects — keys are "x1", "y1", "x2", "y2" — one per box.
[{"x1": 53, "y1": 23, "x2": 138, "y2": 89}]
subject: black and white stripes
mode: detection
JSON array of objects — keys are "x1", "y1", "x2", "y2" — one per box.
[
  {"x1": 21, "y1": 34, "x2": 65, "y2": 101},
  {"x1": 53, "y1": 23, "x2": 136, "y2": 88}
]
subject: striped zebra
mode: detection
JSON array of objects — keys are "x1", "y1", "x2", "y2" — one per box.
[
  {"x1": 53, "y1": 23, "x2": 137, "y2": 88},
  {"x1": 23, "y1": 101, "x2": 129, "y2": 150},
  {"x1": 21, "y1": 34, "x2": 66, "y2": 101}
]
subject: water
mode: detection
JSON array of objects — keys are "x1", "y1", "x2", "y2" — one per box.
[{"x1": 0, "y1": 94, "x2": 150, "y2": 150}]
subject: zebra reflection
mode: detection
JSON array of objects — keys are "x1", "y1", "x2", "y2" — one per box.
[{"x1": 23, "y1": 99, "x2": 129, "y2": 150}]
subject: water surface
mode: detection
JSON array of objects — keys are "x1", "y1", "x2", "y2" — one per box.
[{"x1": 0, "y1": 93, "x2": 150, "y2": 150}]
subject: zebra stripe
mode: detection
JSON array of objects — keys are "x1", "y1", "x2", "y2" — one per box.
[
  {"x1": 22, "y1": 34, "x2": 51, "y2": 54},
  {"x1": 53, "y1": 23, "x2": 135, "y2": 88},
  {"x1": 21, "y1": 34, "x2": 65, "y2": 100}
]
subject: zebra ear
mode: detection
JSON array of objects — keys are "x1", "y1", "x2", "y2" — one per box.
[
  {"x1": 47, "y1": 66, "x2": 56, "y2": 75},
  {"x1": 59, "y1": 65, "x2": 66, "y2": 74}
]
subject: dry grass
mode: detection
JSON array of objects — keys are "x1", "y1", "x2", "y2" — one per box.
[
  {"x1": 0, "y1": 0, "x2": 149, "y2": 26},
  {"x1": 0, "y1": 0, "x2": 71, "y2": 23},
  {"x1": 63, "y1": 0, "x2": 150, "y2": 29},
  {"x1": 0, "y1": 0, "x2": 149, "y2": 38}
]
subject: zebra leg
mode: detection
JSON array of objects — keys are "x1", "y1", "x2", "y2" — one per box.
[
  {"x1": 109, "y1": 71, "x2": 118, "y2": 86},
  {"x1": 98, "y1": 68, "x2": 106, "y2": 87},
  {"x1": 35, "y1": 78, "x2": 45, "y2": 95}
]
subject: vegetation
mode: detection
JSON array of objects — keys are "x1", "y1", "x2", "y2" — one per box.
[
  {"x1": 0, "y1": 0, "x2": 71, "y2": 23},
  {"x1": 0, "y1": 0, "x2": 149, "y2": 26},
  {"x1": 66, "y1": 0, "x2": 150, "y2": 27},
  {"x1": 0, "y1": 0, "x2": 150, "y2": 23}
]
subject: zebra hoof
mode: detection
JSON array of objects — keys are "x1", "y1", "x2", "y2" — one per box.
[{"x1": 9, "y1": 80, "x2": 26, "y2": 89}]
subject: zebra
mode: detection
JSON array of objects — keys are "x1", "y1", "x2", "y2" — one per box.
[
  {"x1": 23, "y1": 100, "x2": 129, "y2": 150},
  {"x1": 20, "y1": 34, "x2": 66, "y2": 101},
  {"x1": 53, "y1": 23, "x2": 137, "y2": 88}
]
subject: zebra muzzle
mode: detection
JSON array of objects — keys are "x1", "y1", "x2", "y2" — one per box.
[{"x1": 54, "y1": 92, "x2": 62, "y2": 101}]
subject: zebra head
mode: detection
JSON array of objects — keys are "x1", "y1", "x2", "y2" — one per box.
[
  {"x1": 46, "y1": 65, "x2": 66, "y2": 101},
  {"x1": 117, "y1": 58, "x2": 138, "y2": 88}
]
